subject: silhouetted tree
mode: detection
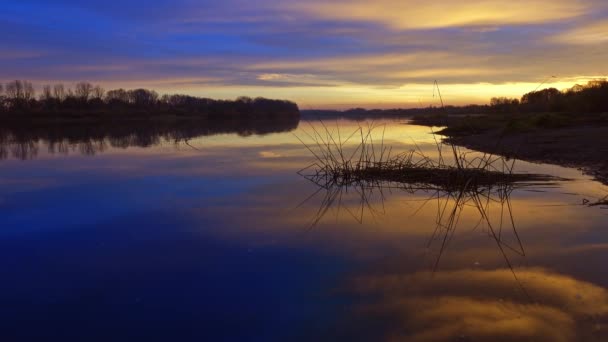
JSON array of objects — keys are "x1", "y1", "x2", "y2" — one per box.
[
  {"x1": 128, "y1": 89, "x2": 158, "y2": 106},
  {"x1": 5, "y1": 80, "x2": 24, "y2": 99},
  {"x1": 521, "y1": 88, "x2": 563, "y2": 112},
  {"x1": 75, "y1": 82, "x2": 93, "y2": 101},
  {"x1": 0, "y1": 84, "x2": 4, "y2": 112},
  {"x1": 5, "y1": 80, "x2": 35, "y2": 103},
  {"x1": 23, "y1": 81, "x2": 35, "y2": 101},
  {"x1": 562, "y1": 79, "x2": 608, "y2": 112},
  {"x1": 490, "y1": 97, "x2": 519, "y2": 113},
  {"x1": 92, "y1": 85, "x2": 105, "y2": 100},
  {"x1": 53, "y1": 84, "x2": 66, "y2": 102},
  {"x1": 237, "y1": 96, "x2": 253, "y2": 104},
  {"x1": 40, "y1": 85, "x2": 53, "y2": 101},
  {"x1": 0, "y1": 79, "x2": 301, "y2": 120},
  {"x1": 105, "y1": 89, "x2": 129, "y2": 104}
]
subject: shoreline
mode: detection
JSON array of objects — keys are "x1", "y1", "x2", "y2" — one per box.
[{"x1": 412, "y1": 114, "x2": 608, "y2": 185}]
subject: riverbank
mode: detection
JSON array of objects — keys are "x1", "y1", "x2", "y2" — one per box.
[{"x1": 412, "y1": 113, "x2": 608, "y2": 185}]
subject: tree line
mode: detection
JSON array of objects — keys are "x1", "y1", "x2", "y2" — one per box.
[
  {"x1": 422, "y1": 79, "x2": 608, "y2": 115},
  {"x1": 307, "y1": 79, "x2": 608, "y2": 120},
  {"x1": 490, "y1": 79, "x2": 608, "y2": 113},
  {"x1": 0, "y1": 80, "x2": 300, "y2": 120}
]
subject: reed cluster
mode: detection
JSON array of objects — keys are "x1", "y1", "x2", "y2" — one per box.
[{"x1": 297, "y1": 122, "x2": 559, "y2": 191}]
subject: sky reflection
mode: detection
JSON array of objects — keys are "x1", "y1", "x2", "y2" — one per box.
[{"x1": 0, "y1": 119, "x2": 607, "y2": 340}]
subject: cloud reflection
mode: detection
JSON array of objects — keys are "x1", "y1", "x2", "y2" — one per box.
[{"x1": 341, "y1": 268, "x2": 608, "y2": 341}]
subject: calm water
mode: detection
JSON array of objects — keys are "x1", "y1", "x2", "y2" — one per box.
[{"x1": 1, "y1": 119, "x2": 607, "y2": 341}]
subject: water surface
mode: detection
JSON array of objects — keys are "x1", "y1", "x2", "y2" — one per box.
[{"x1": 1, "y1": 119, "x2": 607, "y2": 341}]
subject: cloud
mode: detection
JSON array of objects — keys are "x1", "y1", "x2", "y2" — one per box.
[
  {"x1": 0, "y1": 48, "x2": 50, "y2": 60},
  {"x1": 291, "y1": 0, "x2": 589, "y2": 30},
  {"x1": 2, "y1": 0, "x2": 608, "y2": 107},
  {"x1": 552, "y1": 20, "x2": 608, "y2": 45}
]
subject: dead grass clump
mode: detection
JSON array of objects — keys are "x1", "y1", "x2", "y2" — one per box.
[{"x1": 296, "y1": 121, "x2": 562, "y2": 190}]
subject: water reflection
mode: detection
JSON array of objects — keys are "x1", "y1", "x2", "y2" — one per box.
[
  {"x1": 297, "y1": 179, "x2": 608, "y2": 340},
  {"x1": 294, "y1": 123, "x2": 608, "y2": 341},
  {"x1": 0, "y1": 117, "x2": 299, "y2": 160},
  {"x1": 0, "y1": 119, "x2": 606, "y2": 341},
  {"x1": 337, "y1": 268, "x2": 608, "y2": 341},
  {"x1": 300, "y1": 179, "x2": 608, "y2": 341}
]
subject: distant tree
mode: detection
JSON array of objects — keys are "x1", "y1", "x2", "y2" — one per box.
[
  {"x1": 75, "y1": 82, "x2": 93, "y2": 101},
  {"x1": 521, "y1": 88, "x2": 563, "y2": 112},
  {"x1": 53, "y1": 84, "x2": 66, "y2": 101},
  {"x1": 567, "y1": 84, "x2": 585, "y2": 93},
  {"x1": 23, "y1": 81, "x2": 35, "y2": 101},
  {"x1": 587, "y1": 79, "x2": 607, "y2": 88},
  {"x1": 521, "y1": 88, "x2": 561, "y2": 105},
  {"x1": 160, "y1": 94, "x2": 171, "y2": 104},
  {"x1": 0, "y1": 84, "x2": 4, "y2": 111},
  {"x1": 105, "y1": 88, "x2": 129, "y2": 103},
  {"x1": 128, "y1": 89, "x2": 158, "y2": 106},
  {"x1": 237, "y1": 96, "x2": 253, "y2": 104},
  {"x1": 562, "y1": 79, "x2": 608, "y2": 112},
  {"x1": 4, "y1": 80, "x2": 34, "y2": 101},
  {"x1": 490, "y1": 97, "x2": 518, "y2": 106},
  {"x1": 5, "y1": 80, "x2": 24, "y2": 99},
  {"x1": 490, "y1": 97, "x2": 519, "y2": 113},
  {"x1": 40, "y1": 85, "x2": 53, "y2": 101},
  {"x1": 0, "y1": 79, "x2": 300, "y2": 119},
  {"x1": 92, "y1": 85, "x2": 105, "y2": 100}
]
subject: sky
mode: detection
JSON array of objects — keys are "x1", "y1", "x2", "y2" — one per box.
[{"x1": 1, "y1": 0, "x2": 607, "y2": 109}]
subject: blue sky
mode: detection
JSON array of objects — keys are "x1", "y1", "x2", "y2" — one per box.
[{"x1": 1, "y1": 0, "x2": 607, "y2": 108}]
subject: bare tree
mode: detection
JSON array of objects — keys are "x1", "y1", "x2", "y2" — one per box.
[
  {"x1": 5, "y1": 80, "x2": 24, "y2": 99},
  {"x1": 92, "y1": 85, "x2": 105, "y2": 100},
  {"x1": 23, "y1": 81, "x2": 35, "y2": 101},
  {"x1": 40, "y1": 85, "x2": 53, "y2": 101},
  {"x1": 53, "y1": 84, "x2": 66, "y2": 101},
  {"x1": 105, "y1": 88, "x2": 129, "y2": 103},
  {"x1": 75, "y1": 82, "x2": 93, "y2": 100}
]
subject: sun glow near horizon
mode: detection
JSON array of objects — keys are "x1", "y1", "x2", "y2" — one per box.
[{"x1": 130, "y1": 77, "x2": 608, "y2": 110}]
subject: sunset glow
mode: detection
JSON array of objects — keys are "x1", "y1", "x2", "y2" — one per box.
[{"x1": 2, "y1": 0, "x2": 607, "y2": 108}]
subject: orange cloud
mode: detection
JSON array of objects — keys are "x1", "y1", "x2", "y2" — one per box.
[
  {"x1": 552, "y1": 21, "x2": 608, "y2": 44},
  {"x1": 291, "y1": 0, "x2": 589, "y2": 30}
]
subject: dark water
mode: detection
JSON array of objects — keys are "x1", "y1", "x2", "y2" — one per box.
[{"x1": 1, "y1": 119, "x2": 607, "y2": 341}]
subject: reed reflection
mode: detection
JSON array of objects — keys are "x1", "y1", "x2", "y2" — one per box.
[
  {"x1": 298, "y1": 123, "x2": 564, "y2": 270},
  {"x1": 0, "y1": 117, "x2": 299, "y2": 160}
]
